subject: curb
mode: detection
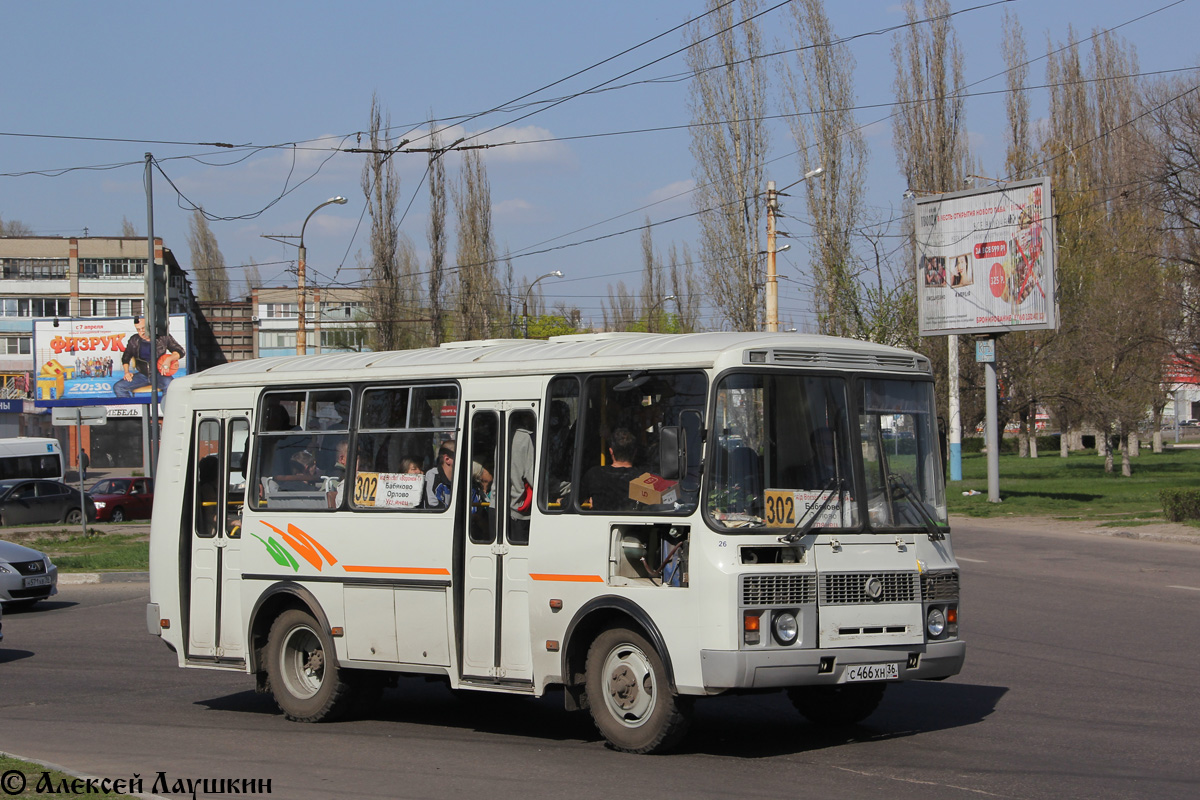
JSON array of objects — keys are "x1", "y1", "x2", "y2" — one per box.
[
  {"x1": 0, "y1": 750, "x2": 168, "y2": 800},
  {"x1": 59, "y1": 571, "x2": 149, "y2": 585}
]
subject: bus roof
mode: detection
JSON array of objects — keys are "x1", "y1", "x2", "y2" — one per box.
[{"x1": 185, "y1": 332, "x2": 930, "y2": 390}]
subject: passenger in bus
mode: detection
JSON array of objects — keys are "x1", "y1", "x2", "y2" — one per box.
[
  {"x1": 398, "y1": 457, "x2": 424, "y2": 475},
  {"x1": 276, "y1": 450, "x2": 321, "y2": 490},
  {"x1": 424, "y1": 440, "x2": 456, "y2": 508},
  {"x1": 581, "y1": 427, "x2": 641, "y2": 511}
]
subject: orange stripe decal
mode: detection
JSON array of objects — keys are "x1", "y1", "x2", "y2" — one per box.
[
  {"x1": 342, "y1": 565, "x2": 451, "y2": 576},
  {"x1": 530, "y1": 573, "x2": 605, "y2": 583}
]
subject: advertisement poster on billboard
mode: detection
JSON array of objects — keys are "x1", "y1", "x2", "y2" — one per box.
[
  {"x1": 916, "y1": 177, "x2": 1058, "y2": 336},
  {"x1": 32, "y1": 315, "x2": 189, "y2": 406}
]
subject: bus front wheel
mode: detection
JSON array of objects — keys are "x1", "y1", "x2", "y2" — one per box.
[
  {"x1": 788, "y1": 682, "x2": 887, "y2": 727},
  {"x1": 584, "y1": 626, "x2": 692, "y2": 754},
  {"x1": 266, "y1": 608, "x2": 355, "y2": 722}
]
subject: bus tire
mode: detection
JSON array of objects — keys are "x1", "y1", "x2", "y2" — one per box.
[
  {"x1": 266, "y1": 608, "x2": 355, "y2": 722},
  {"x1": 585, "y1": 626, "x2": 692, "y2": 754},
  {"x1": 788, "y1": 682, "x2": 887, "y2": 727}
]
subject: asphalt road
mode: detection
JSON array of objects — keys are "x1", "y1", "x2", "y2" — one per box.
[{"x1": 1, "y1": 519, "x2": 1198, "y2": 799}]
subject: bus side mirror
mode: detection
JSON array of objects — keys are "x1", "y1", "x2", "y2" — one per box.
[{"x1": 659, "y1": 426, "x2": 686, "y2": 481}]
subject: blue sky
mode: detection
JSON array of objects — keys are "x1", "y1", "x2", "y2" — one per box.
[{"x1": 1, "y1": 0, "x2": 1196, "y2": 330}]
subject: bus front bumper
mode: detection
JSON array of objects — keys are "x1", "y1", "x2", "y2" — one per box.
[{"x1": 700, "y1": 640, "x2": 966, "y2": 690}]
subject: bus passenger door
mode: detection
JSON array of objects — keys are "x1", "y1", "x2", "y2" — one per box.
[
  {"x1": 187, "y1": 411, "x2": 251, "y2": 663},
  {"x1": 459, "y1": 401, "x2": 537, "y2": 684}
]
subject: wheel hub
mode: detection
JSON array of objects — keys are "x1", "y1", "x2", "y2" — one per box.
[{"x1": 608, "y1": 664, "x2": 640, "y2": 709}]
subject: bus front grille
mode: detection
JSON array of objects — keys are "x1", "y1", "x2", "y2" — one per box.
[
  {"x1": 741, "y1": 574, "x2": 816, "y2": 606},
  {"x1": 819, "y1": 572, "x2": 919, "y2": 604}
]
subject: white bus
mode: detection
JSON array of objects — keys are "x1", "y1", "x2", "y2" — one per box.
[
  {"x1": 146, "y1": 332, "x2": 964, "y2": 753},
  {"x1": 0, "y1": 437, "x2": 65, "y2": 481}
]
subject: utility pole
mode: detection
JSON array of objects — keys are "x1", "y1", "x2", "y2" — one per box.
[
  {"x1": 144, "y1": 153, "x2": 159, "y2": 478},
  {"x1": 766, "y1": 180, "x2": 779, "y2": 332}
]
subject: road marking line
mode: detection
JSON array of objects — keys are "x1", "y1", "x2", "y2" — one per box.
[
  {"x1": 1167, "y1": 585, "x2": 1200, "y2": 592},
  {"x1": 957, "y1": 557, "x2": 987, "y2": 563}
]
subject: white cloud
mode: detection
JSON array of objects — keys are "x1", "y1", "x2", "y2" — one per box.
[
  {"x1": 493, "y1": 197, "x2": 539, "y2": 223},
  {"x1": 645, "y1": 179, "x2": 695, "y2": 206}
]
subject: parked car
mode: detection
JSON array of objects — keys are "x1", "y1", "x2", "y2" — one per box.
[
  {"x1": 88, "y1": 477, "x2": 154, "y2": 522},
  {"x1": 0, "y1": 537, "x2": 59, "y2": 607},
  {"x1": 0, "y1": 478, "x2": 96, "y2": 527},
  {"x1": 1, "y1": 602, "x2": 5, "y2": 642}
]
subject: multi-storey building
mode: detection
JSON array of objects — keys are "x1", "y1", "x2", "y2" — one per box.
[
  {"x1": 0, "y1": 236, "x2": 196, "y2": 467},
  {"x1": 252, "y1": 285, "x2": 371, "y2": 357}
]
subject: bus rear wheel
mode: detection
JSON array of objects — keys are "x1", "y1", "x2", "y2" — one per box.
[
  {"x1": 266, "y1": 608, "x2": 355, "y2": 722},
  {"x1": 584, "y1": 626, "x2": 692, "y2": 754},
  {"x1": 788, "y1": 682, "x2": 887, "y2": 727}
]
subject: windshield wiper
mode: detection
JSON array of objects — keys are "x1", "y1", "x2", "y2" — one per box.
[
  {"x1": 779, "y1": 477, "x2": 842, "y2": 544},
  {"x1": 887, "y1": 472, "x2": 946, "y2": 540}
]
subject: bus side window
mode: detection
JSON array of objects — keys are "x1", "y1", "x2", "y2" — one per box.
[{"x1": 542, "y1": 376, "x2": 578, "y2": 513}]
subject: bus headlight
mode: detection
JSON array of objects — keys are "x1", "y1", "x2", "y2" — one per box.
[
  {"x1": 772, "y1": 611, "x2": 799, "y2": 645},
  {"x1": 926, "y1": 607, "x2": 946, "y2": 638}
]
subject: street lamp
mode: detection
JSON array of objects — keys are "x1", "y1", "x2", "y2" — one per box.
[
  {"x1": 523, "y1": 270, "x2": 563, "y2": 338},
  {"x1": 646, "y1": 294, "x2": 677, "y2": 333},
  {"x1": 766, "y1": 167, "x2": 822, "y2": 332},
  {"x1": 297, "y1": 196, "x2": 348, "y2": 355}
]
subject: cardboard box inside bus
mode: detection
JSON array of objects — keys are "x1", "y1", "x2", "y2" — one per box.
[{"x1": 629, "y1": 472, "x2": 678, "y2": 505}]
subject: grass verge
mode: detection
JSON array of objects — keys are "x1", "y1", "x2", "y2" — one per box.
[
  {"x1": 947, "y1": 445, "x2": 1200, "y2": 520},
  {"x1": 0, "y1": 754, "x2": 138, "y2": 798},
  {"x1": 23, "y1": 533, "x2": 149, "y2": 573}
]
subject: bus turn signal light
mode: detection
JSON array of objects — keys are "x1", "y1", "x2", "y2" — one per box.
[
  {"x1": 160, "y1": 619, "x2": 170, "y2": 629},
  {"x1": 947, "y1": 607, "x2": 958, "y2": 624}
]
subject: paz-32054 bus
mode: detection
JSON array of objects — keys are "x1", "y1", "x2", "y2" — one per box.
[{"x1": 146, "y1": 332, "x2": 964, "y2": 753}]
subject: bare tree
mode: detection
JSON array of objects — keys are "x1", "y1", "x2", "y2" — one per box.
[
  {"x1": 453, "y1": 149, "x2": 498, "y2": 341},
  {"x1": 891, "y1": 0, "x2": 975, "y2": 446},
  {"x1": 243, "y1": 257, "x2": 263, "y2": 299},
  {"x1": 603, "y1": 280, "x2": 640, "y2": 332},
  {"x1": 686, "y1": 0, "x2": 770, "y2": 331},
  {"x1": 668, "y1": 242, "x2": 702, "y2": 333},
  {"x1": 427, "y1": 119, "x2": 449, "y2": 346},
  {"x1": 188, "y1": 209, "x2": 229, "y2": 302},
  {"x1": 121, "y1": 217, "x2": 139, "y2": 237},
  {"x1": 1143, "y1": 78, "x2": 1200, "y2": 358},
  {"x1": 0, "y1": 217, "x2": 32, "y2": 236},
  {"x1": 782, "y1": 0, "x2": 868, "y2": 337},
  {"x1": 362, "y1": 93, "x2": 420, "y2": 351},
  {"x1": 891, "y1": 0, "x2": 972, "y2": 193}
]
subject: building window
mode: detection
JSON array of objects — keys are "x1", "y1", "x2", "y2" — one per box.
[
  {"x1": 321, "y1": 329, "x2": 366, "y2": 350},
  {"x1": 1, "y1": 336, "x2": 32, "y2": 355},
  {"x1": 0, "y1": 258, "x2": 69, "y2": 280},
  {"x1": 265, "y1": 303, "x2": 298, "y2": 319},
  {"x1": 0, "y1": 298, "x2": 70, "y2": 317},
  {"x1": 78, "y1": 258, "x2": 146, "y2": 278},
  {"x1": 79, "y1": 298, "x2": 143, "y2": 318}
]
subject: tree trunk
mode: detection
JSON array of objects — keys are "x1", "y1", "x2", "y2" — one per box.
[
  {"x1": 1018, "y1": 408, "x2": 1029, "y2": 457},
  {"x1": 1121, "y1": 426, "x2": 1133, "y2": 476},
  {"x1": 1103, "y1": 432, "x2": 1114, "y2": 473},
  {"x1": 1127, "y1": 432, "x2": 1139, "y2": 458}
]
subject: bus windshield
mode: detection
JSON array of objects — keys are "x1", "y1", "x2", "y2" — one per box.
[
  {"x1": 706, "y1": 373, "x2": 946, "y2": 532},
  {"x1": 859, "y1": 378, "x2": 947, "y2": 531},
  {"x1": 708, "y1": 373, "x2": 857, "y2": 530}
]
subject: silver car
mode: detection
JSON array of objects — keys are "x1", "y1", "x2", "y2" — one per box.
[{"x1": 0, "y1": 538, "x2": 59, "y2": 608}]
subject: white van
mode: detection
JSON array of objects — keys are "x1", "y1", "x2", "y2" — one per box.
[{"x1": 0, "y1": 438, "x2": 65, "y2": 481}]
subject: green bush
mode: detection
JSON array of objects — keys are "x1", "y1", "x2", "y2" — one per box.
[{"x1": 1160, "y1": 488, "x2": 1200, "y2": 522}]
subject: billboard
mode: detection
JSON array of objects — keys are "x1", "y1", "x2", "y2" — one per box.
[
  {"x1": 916, "y1": 177, "x2": 1057, "y2": 336},
  {"x1": 32, "y1": 315, "x2": 189, "y2": 406}
]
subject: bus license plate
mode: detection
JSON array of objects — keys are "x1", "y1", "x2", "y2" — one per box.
[
  {"x1": 843, "y1": 663, "x2": 898, "y2": 682},
  {"x1": 23, "y1": 576, "x2": 51, "y2": 588}
]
